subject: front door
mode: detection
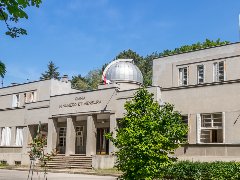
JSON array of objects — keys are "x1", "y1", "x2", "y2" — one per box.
[
  {"x1": 58, "y1": 127, "x2": 66, "y2": 154},
  {"x1": 96, "y1": 128, "x2": 109, "y2": 155},
  {"x1": 75, "y1": 126, "x2": 84, "y2": 154}
]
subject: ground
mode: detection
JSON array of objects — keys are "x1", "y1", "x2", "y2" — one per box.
[{"x1": 0, "y1": 169, "x2": 117, "y2": 180}]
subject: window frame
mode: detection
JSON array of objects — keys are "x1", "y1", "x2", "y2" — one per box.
[
  {"x1": 179, "y1": 66, "x2": 188, "y2": 86},
  {"x1": 213, "y1": 61, "x2": 225, "y2": 82},
  {"x1": 197, "y1": 64, "x2": 205, "y2": 84}
]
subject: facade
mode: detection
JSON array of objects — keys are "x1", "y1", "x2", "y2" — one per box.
[
  {"x1": 1, "y1": 43, "x2": 240, "y2": 169},
  {"x1": 0, "y1": 59, "x2": 160, "y2": 169},
  {"x1": 153, "y1": 42, "x2": 240, "y2": 161}
]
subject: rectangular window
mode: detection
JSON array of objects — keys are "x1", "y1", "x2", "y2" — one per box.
[
  {"x1": 200, "y1": 113, "x2": 223, "y2": 143},
  {"x1": 15, "y1": 127, "x2": 23, "y2": 146},
  {"x1": 0, "y1": 127, "x2": 11, "y2": 146},
  {"x1": 12, "y1": 94, "x2": 20, "y2": 107},
  {"x1": 25, "y1": 91, "x2": 37, "y2": 103},
  {"x1": 197, "y1": 65, "x2": 204, "y2": 84},
  {"x1": 213, "y1": 61, "x2": 225, "y2": 82},
  {"x1": 179, "y1": 67, "x2": 188, "y2": 86}
]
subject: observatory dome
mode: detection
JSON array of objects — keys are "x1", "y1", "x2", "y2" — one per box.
[{"x1": 105, "y1": 61, "x2": 143, "y2": 84}]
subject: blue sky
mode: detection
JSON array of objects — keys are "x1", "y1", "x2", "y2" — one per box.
[{"x1": 1, "y1": 0, "x2": 240, "y2": 86}]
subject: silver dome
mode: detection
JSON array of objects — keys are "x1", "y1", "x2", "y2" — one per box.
[{"x1": 106, "y1": 61, "x2": 143, "y2": 84}]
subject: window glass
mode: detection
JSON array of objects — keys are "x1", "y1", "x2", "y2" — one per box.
[
  {"x1": 197, "y1": 65, "x2": 204, "y2": 84},
  {"x1": 179, "y1": 67, "x2": 188, "y2": 86}
]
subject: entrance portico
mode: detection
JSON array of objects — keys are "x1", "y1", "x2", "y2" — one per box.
[{"x1": 47, "y1": 113, "x2": 116, "y2": 158}]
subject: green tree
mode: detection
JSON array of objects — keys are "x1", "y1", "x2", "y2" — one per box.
[
  {"x1": 40, "y1": 61, "x2": 60, "y2": 80},
  {"x1": 107, "y1": 88, "x2": 188, "y2": 180},
  {"x1": 0, "y1": 0, "x2": 42, "y2": 38},
  {"x1": 160, "y1": 38, "x2": 229, "y2": 57},
  {"x1": 71, "y1": 69, "x2": 102, "y2": 90},
  {"x1": 0, "y1": 61, "x2": 6, "y2": 78},
  {"x1": 71, "y1": 75, "x2": 89, "y2": 90}
]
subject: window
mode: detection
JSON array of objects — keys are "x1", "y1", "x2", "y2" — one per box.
[
  {"x1": 0, "y1": 127, "x2": 11, "y2": 146},
  {"x1": 15, "y1": 127, "x2": 23, "y2": 146},
  {"x1": 12, "y1": 94, "x2": 20, "y2": 107},
  {"x1": 200, "y1": 113, "x2": 223, "y2": 143},
  {"x1": 197, "y1": 65, "x2": 204, "y2": 84},
  {"x1": 179, "y1": 67, "x2": 188, "y2": 86},
  {"x1": 24, "y1": 91, "x2": 37, "y2": 104},
  {"x1": 213, "y1": 61, "x2": 225, "y2": 82}
]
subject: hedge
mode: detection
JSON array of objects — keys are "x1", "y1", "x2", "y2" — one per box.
[{"x1": 163, "y1": 161, "x2": 240, "y2": 179}]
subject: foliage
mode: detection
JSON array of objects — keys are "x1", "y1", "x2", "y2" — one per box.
[
  {"x1": 106, "y1": 88, "x2": 188, "y2": 180},
  {"x1": 0, "y1": 61, "x2": 6, "y2": 78},
  {"x1": 28, "y1": 122, "x2": 57, "y2": 179},
  {"x1": 40, "y1": 61, "x2": 60, "y2": 80},
  {"x1": 0, "y1": 0, "x2": 42, "y2": 38},
  {"x1": 71, "y1": 69, "x2": 102, "y2": 90},
  {"x1": 163, "y1": 161, "x2": 240, "y2": 179},
  {"x1": 160, "y1": 38, "x2": 229, "y2": 57}
]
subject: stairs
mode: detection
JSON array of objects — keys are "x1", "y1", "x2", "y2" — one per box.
[{"x1": 43, "y1": 154, "x2": 92, "y2": 169}]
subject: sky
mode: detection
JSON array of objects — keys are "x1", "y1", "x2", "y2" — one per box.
[{"x1": 1, "y1": 0, "x2": 240, "y2": 86}]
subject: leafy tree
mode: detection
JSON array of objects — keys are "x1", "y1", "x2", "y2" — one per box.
[
  {"x1": 107, "y1": 88, "x2": 188, "y2": 180},
  {"x1": 160, "y1": 38, "x2": 229, "y2": 57},
  {"x1": 0, "y1": 61, "x2": 6, "y2": 78},
  {"x1": 40, "y1": 61, "x2": 60, "y2": 80},
  {"x1": 71, "y1": 69, "x2": 102, "y2": 90},
  {"x1": 71, "y1": 75, "x2": 89, "y2": 90},
  {"x1": 0, "y1": 0, "x2": 42, "y2": 38}
]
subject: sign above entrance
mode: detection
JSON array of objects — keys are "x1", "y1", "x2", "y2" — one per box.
[{"x1": 59, "y1": 97, "x2": 101, "y2": 109}]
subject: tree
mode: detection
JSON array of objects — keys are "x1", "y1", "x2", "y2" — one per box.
[
  {"x1": 40, "y1": 61, "x2": 60, "y2": 80},
  {"x1": 71, "y1": 75, "x2": 89, "y2": 90},
  {"x1": 160, "y1": 38, "x2": 229, "y2": 57},
  {"x1": 0, "y1": 61, "x2": 6, "y2": 78},
  {"x1": 71, "y1": 69, "x2": 102, "y2": 90},
  {"x1": 107, "y1": 88, "x2": 188, "y2": 180},
  {"x1": 0, "y1": 0, "x2": 42, "y2": 38}
]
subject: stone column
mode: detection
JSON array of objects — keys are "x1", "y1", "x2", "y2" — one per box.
[
  {"x1": 10, "y1": 126, "x2": 16, "y2": 146},
  {"x1": 65, "y1": 116, "x2": 76, "y2": 155},
  {"x1": 86, "y1": 115, "x2": 96, "y2": 156},
  {"x1": 22, "y1": 126, "x2": 29, "y2": 153},
  {"x1": 47, "y1": 118, "x2": 58, "y2": 154},
  {"x1": 109, "y1": 113, "x2": 117, "y2": 154}
]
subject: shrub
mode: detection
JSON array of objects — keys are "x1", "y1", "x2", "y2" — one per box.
[{"x1": 163, "y1": 161, "x2": 240, "y2": 179}]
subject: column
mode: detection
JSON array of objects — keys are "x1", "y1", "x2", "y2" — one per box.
[
  {"x1": 22, "y1": 126, "x2": 29, "y2": 153},
  {"x1": 47, "y1": 118, "x2": 58, "y2": 154},
  {"x1": 109, "y1": 113, "x2": 117, "y2": 154},
  {"x1": 65, "y1": 116, "x2": 76, "y2": 155},
  {"x1": 10, "y1": 126, "x2": 16, "y2": 146},
  {"x1": 86, "y1": 115, "x2": 96, "y2": 156}
]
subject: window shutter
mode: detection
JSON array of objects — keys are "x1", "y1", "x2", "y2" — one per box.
[
  {"x1": 222, "y1": 112, "x2": 225, "y2": 143},
  {"x1": 197, "y1": 114, "x2": 201, "y2": 143}
]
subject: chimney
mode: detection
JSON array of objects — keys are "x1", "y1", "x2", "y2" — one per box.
[{"x1": 61, "y1": 75, "x2": 69, "y2": 83}]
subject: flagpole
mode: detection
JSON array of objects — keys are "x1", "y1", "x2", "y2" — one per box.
[{"x1": 239, "y1": 14, "x2": 240, "y2": 42}]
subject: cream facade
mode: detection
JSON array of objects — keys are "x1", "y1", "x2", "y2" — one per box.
[{"x1": 153, "y1": 42, "x2": 240, "y2": 161}]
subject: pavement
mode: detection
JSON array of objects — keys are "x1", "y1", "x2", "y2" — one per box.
[{"x1": 0, "y1": 169, "x2": 117, "y2": 180}]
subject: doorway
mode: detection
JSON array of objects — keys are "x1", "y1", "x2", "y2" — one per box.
[
  {"x1": 58, "y1": 127, "x2": 66, "y2": 154},
  {"x1": 96, "y1": 128, "x2": 109, "y2": 155},
  {"x1": 75, "y1": 126, "x2": 85, "y2": 154}
]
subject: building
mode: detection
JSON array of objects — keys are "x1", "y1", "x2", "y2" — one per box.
[
  {"x1": 153, "y1": 42, "x2": 240, "y2": 161},
  {"x1": 0, "y1": 59, "x2": 160, "y2": 169},
  {"x1": 1, "y1": 42, "x2": 240, "y2": 169}
]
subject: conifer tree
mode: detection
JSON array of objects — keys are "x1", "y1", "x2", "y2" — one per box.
[{"x1": 40, "y1": 61, "x2": 60, "y2": 80}]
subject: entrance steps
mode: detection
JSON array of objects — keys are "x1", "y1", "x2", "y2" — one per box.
[{"x1": 43, "y1": 154, "x2": 92, "y2": 169}]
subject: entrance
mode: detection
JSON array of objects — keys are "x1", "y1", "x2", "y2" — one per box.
[
  {"x1": 75, "y1": 126, "x2": 85, "y2": 154},
  {"x1": 96, "y1": 128, "x2": 109, "y2": 155},
  {"x1": 58, "y1": 127, "x2": 66, "y2": 154}
]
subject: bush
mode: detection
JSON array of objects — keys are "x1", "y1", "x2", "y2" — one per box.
[{"x1": 163, "y1": 161, "x2": 240, "y2": 179}]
